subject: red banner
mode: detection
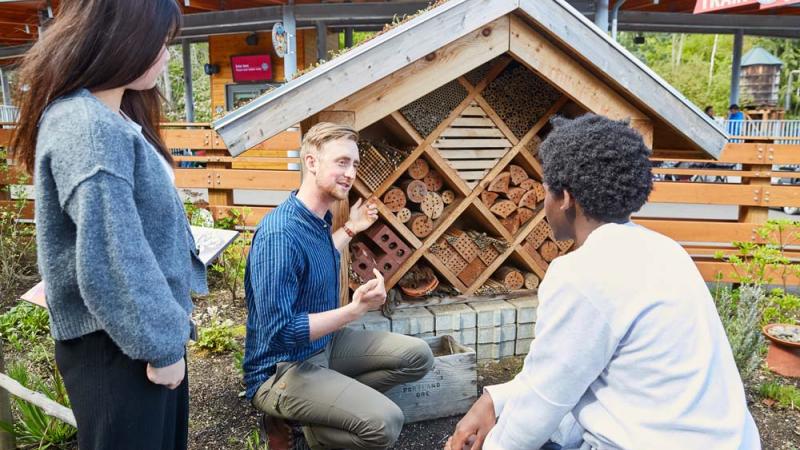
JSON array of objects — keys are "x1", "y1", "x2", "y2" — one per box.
[
  {"x1": 759, "y1": 0, "x2": 800, "y2": 10},
  {"x1": 694, "y1": 0, "x2": 758, "y2": 13},
  {"x1": 231, "y1": 54, "x2": 273, "y2": 83}
]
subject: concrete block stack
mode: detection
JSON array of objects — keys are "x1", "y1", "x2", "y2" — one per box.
[
  {"x1": 508, "y1": 297, "x2": 538, "y2": 356},
  {"x1": 390, "y1": 307, "x2": 435, "y2": 339},
  {"x1": 469, "y1": 300, "x2": 517, "y2": 361},
  {"x1": 428, "y1": 303, "x2": 477, "y2": 346}
]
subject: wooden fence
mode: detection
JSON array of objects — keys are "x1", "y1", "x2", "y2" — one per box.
[{"x1": 2, "y1": 122, "x2": 800, "y2": 285}]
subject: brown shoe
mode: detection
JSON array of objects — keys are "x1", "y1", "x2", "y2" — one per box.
[{"x1": 258, "y1": 414, "x2": 293, "y2": 450}]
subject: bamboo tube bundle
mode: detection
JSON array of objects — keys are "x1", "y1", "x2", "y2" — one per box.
[
  {"x1": 409, "y1": 213, "x2": 434, "y2": 238},
  {"x1": 399, "y1": 79, "x2": 469, "y2": 137},
  {"x1": 396, "y1": 208, "x2": 412, "y2": 223},
  {"x1": 524, "y1": 272, "x2": 540, "y2": 290},
  {"x1": 475, "y1": 278, "x2": 510, "y2": 296},
  {"x1": 539, "y1": 240, "x2": 559, "y2": 262},
  {"x1": 357, "y1": 142, "x2": 396, "y2": 191},
  {"x1": 407, "y1": 158, "x2": 430, "y2": 180},
  {"x1": 382, "y1": 187, "x2": 407, "y2": 213},
  {"x1": 423, "y1": 170, "x2": 444, "y2": 192},
  {"x1": 399, "y1": 179, "x2": 428, "y2": 203},
  {"x1": 420, "y1": 192, "x2": 444, "y2": 220},
  {"x1": 441, "y1": 190, "x2": 455, "y2": 205},
  {"x1": 493, "y1": 266, "x2": 524, "y2": 290}
]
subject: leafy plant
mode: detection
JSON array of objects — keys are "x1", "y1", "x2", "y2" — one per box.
[
  {"x1": 213, "y1": 207, "x2": 251, "y2": 231},
  {"x1": 0, "y1": 162, "x2": 38, "y2": 304},
  {"x1": 0, "y1": 362, "x2": 76, "y2": 449},
  {"x1": 714, "y1": 285, "x2": 765, "y2": 381},
  {"x1": 210, "y1": 233, "x2": 251, "y2": 301},
  {"x1": 193, "y1": 312, "x2": 240, "y2": 355},
  {"x1": 244, "y1": 427, "x2": 268, "y2": 450},
  {"x1": 758, "y1": 381, "x2": 800, "y2": 410},
  {"x1": 0, "y1": 303, "x2": 50, "y2": 352}
]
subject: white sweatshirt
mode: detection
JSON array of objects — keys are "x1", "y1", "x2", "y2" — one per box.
[{"x1": 484, "y1": 222, "x2": 760, "y2": 450}]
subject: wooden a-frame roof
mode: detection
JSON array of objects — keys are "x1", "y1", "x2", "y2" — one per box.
[{"x1": 213, "y1": 0, "x2": 728, "y2": 159}]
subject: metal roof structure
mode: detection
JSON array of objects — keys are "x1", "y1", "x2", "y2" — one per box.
[{"x1": 741, "y1": 47, "x2": 784, "y2": 67}]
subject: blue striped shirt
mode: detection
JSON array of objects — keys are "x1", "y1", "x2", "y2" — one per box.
[{"x1": 243, "y1": 192, "x2": 340, "y2": 399}]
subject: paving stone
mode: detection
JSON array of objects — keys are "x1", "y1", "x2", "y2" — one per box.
[
  {"x1": 476, "y1": 324, "x2": 517, "y2": 344},
  {"x1": 347, "y1": 310, "x2": 390, "y2": 332},
  {"x1": 476, "y1": 341, "x2": 516, "y2": 360},
  {"x1": 469, "y1": 300, "x2": 516, "y2": 328},
  {"x1": 517, "y1": 322, "x2": 535, "y2": 340},
  {"x1": 426, "y1": 304, "x2": 477, "y2": 332},
  {"x1": 515, "y1": 338, "x2": 534, "y2": 356},
  {"x1": 390, "y1": 307, "x2": 435, "y2": 335},
  {"x1": 508, "y1": 296, "x2": 539, "y2": 324},
  {"x1": 435, "y1": 327, "x2": 477, "y2": 346}
]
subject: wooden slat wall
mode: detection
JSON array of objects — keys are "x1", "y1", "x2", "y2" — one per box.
[{"x1": 2, "y1": 120, "x2": 800, "y2": 283}]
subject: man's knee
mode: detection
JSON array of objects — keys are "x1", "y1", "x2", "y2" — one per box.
[
  {"x1": 357, "y1": 402, "x2": 404, "y2": 449},
  {"x1": 404, "y1": 337, "x2": 435, "y2": 379}
]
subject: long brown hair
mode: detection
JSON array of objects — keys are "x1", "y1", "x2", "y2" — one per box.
[{"x1": 11, "y1": 0, "x2": 181, "y2": 173}]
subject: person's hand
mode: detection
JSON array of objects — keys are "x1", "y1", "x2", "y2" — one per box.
[
  {"x1": 146, "y1": 357, "x2": 186, "y2": 390},
  {"x1": 445, "y1": 393, "x2": 497, "y2": 450},
  {"x1": 348, "y1": 198, "x2": 379, "y2": 234},
  {"x1": 352, "y1": 269, "x2": 386, "y2": 313}
]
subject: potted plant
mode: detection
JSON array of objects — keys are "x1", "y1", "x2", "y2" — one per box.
[{"x1": 763, "y1": 323, "x2": 800, "y2": 377}]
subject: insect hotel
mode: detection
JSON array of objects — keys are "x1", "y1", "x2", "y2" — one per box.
[{"x1": 214, "y1": 0, "x2": 725, "y2": 310}]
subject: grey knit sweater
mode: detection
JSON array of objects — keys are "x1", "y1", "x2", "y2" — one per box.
[{"x1": 34, "y1": 89, "x2": 208, "y2": 367}]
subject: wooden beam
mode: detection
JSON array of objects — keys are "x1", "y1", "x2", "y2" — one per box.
[
  {"x1": 720, "y1": 143, "x2": 800, "y2": 165},
  {"x1": 214, "y1": 0, "x2": 518, "y2": 155},
  {"x1": 516, "y1": 0, "x2": 727, "y2": 158},
  {"x1": 174, "y1": 169, "x2": 300, "y2": 190},
  {"x1": 332, "y1": 16, "x2": 511, "y2": 131},
  {"x1": 649, "y1": 182, "x2": 768, "y2": 207},
  {"x1": 631, "y1": 219, "x2": 798, "y2": 244},
  {"x1": 509, "y1": 16, "x2": 648, "y2": 129}
]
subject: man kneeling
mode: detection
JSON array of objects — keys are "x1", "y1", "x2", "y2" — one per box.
[
  {"x1": 447, "y1": 115, "x2": 760, "y2": 450},
  {"x1": 244, "y1": 123, "x2": 434, "y2": 450}
]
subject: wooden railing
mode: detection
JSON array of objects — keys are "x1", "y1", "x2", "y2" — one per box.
[{"x1": 2, "y1": 122, "x2": 800, "y2": 284}]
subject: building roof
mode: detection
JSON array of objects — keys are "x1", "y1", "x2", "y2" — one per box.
[
  {"x1": 741, "y1": 47, "x2": 784, "y2": 67},
  {"x1": 213, "y1": 0, "x2": 728, "y2": 159}
]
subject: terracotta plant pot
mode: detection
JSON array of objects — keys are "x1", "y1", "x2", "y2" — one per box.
[
  {"x1": 398, "y1": 266, "x2": 439, "y2": 298},
  {"x1": 763, "y1": 324, "x2": 800, "y2": 378}
]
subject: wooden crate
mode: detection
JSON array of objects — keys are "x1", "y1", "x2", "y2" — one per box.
[{"x1": 384, "y1": 335, "x2": 477, "y2": 423}]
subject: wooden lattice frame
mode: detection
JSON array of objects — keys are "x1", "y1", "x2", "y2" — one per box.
[{"x1": 351, "y1": 54, "x2": 572, "y2": 295}]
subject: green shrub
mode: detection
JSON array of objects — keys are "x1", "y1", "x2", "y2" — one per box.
[
  {"x1": 193, "y1": 317, "x2": 240, "y2": 355},
  {"x1": 0, "y1": 362, "x2": 76, "y2": 449},
  {"x1": 762, "y1": 289, "x2": 800, "y2": 326},
  {"x1": 0, "y1": 303, "x2": 50, "y2": 351},
  {"x1": 758, "y1": 381, "x2": 800, "y2": 410},
  {"x1": 714, "y1": 285, "x2": 765, "y2": 381},
  {"x1": 210, "y1": 234, "x2": 250, "y2": 301},
  {"x1": 0, "y1": 167, "x2": 38, "y2": 303}
]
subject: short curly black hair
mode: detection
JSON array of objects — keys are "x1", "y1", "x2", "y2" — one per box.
[{"x1": 539, "y1": 114, "x2": 653, "y2": 223}]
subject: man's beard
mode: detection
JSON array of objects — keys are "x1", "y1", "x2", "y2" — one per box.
[{"x1": 317, "y1": 178, "x2": 349, "y2": 201}]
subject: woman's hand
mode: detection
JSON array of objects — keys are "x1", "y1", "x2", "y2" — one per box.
[{"x1": 146, "y1": 357, "x2": 186, "y2": 389}]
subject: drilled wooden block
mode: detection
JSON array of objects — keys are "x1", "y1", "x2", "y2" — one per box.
[
  {"x1": 423, "y1": 170, "x2": 444, "y2": 192},
  {"x1": 519, "y1": 179, "x2": 538, "y2": 191},
  {"x1": 447, "y1": 229, "x2": 481, "y2": 263},
  {"x1": 407, "y1": 158, "x2": 430, "y2": 180},
  {"x1": 490, "y1": 200, "x2": 517, "y2": 219},
  {"x1": 508, "y1": 165, "x2": 529, "y2": 186},
  {"x1": 532, "y1": 182, "x2": 546, "y2": 202},
  {"x1": 539, "y1": 240, "x2": 559, "y2": 262},
  {"x1": 518, "y1": 190, "x2": 538, "y2": 209},
  {"x1": 409, "y1": 213, "x2": 434, "y2": 238},
  {"x1": 458, "y1": 257, "x2": 486, "y2": 287},
  {"x1": 517, "y1": 207, "x2": 535, "y2": 226},
  {"x1": 400, "y1": 179, "x2": 429, "y2": 204},
  {"x1": 421, "y1": 192, "x2": 444, "y2": 220},
  {"x1": 524, "y1": 272, "x2": 540, "y2": 290},
  {"x1": 397, "y1": 208, "x2": 412, "y2": 223},
  {"x1": 383, "y1": 187, "x2": 407, "y2": 213},
  {"x1": 478, "y1": 244, "x2": 500, "y2": 266},
  {"x1": 481, "y1": 191, "x2": 499, "y2": 207},
  {"x1": 364, "y1": 223, "x2": 411, "y2": 263},
  {"x1": 505, "y1": 187, "x2": 526, "y2": 205},
  {"x1": 487, "y1": 172, "x2": 510, "y2": 194},
  {"x1": 493, "y1": 266, "x2": 524, "y2": 290},
  {"x1": 441, "y1": 190, "x2": 455, "y2": 205},
  {"x1": 499, "y1": 213, "x2": 519, "y2": 236}
]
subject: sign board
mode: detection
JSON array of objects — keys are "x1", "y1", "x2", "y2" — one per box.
[
  {"x1": 694, "y1": 0, "x2": 800, "y2": 12},
  {"x1": 231, "y1": 54, "x2": 273, "y2": 83},
  {"x1": 21, "y1": 226, "x2": 238, "y2": 308},
  {"x1": 272, "y1": 22, "x2": 288, "y2": 58}
]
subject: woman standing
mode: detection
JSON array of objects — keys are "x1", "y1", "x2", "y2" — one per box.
[{"x1": 11, "y1": 1, "x2": 207, "y2": 449}]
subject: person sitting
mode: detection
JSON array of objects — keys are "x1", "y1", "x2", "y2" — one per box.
[{"x1": 446, "y1": 114, "x2": 760, "y2": 450}]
